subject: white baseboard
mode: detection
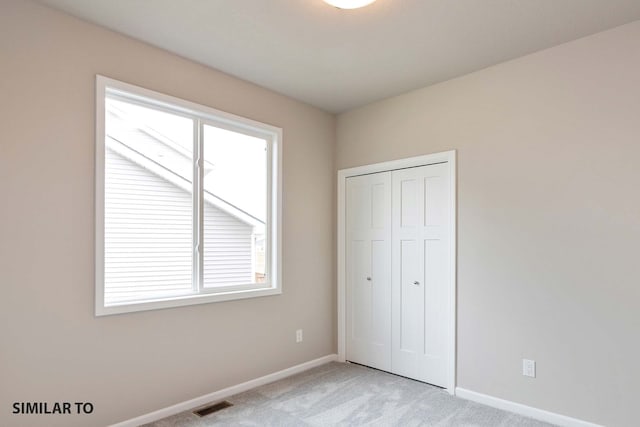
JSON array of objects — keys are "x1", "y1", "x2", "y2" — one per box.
[
  {"x1": 455, "y1": 387, "x2": 602, "y2": 427},
  {"x1": 110, "y1": 354, "x2": 339, "y2": 427}
]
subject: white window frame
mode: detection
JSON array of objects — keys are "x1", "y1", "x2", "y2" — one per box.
[{"x1": 95, "y1": 75, "x2": 282, "y2": 316}]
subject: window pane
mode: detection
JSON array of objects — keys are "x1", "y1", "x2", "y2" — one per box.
[
  {"x1": 104, "y1": 97, "x2": 194, "y2": 305},
  {"x1": 202, "y1": 124, "x2": 267, "y2": 288}
]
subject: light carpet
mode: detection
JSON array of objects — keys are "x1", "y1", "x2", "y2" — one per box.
[{"x1": 144, "y1": 362, "x2": 555, "y2": 426}]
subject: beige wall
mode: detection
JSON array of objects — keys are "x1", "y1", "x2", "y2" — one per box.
[
  {"x1": 0, "y1": 1, "x2": 335, "y2": 426},
  {"x1": 337, "y1": 21, "x2": 640, "y2": 427}
]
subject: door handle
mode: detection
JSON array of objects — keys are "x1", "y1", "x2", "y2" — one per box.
[
  {"x1": 413, "y1": 281, "x2": 420, "y2": 285},
  {"x1": 366, "y1": 277, "x2": 372, "y2": 281}
]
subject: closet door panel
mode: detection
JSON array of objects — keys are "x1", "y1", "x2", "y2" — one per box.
[
  {"x1": 399, "y1": 239, "x2": 423, "y2": 354},
  {"x1": 351, "y1": 239, "x2": 370, "y2": 344},
  {"x1": 346, "y1": 172, "x2": 392, "y2": 371},
  {"x1": 392, "y1": 163, "x2": 450, "y2": 387}
]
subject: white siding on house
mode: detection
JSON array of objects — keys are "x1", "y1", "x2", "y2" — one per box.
[
  {"x1": 105, "y1": 146, "x2": 193, "y2": 304},
  {"x1": 203, "y1": 205, "x2": 253, "y2": 287},
  {"x1": 104, "y1": 147, "x2": 254, "y2": 305}
]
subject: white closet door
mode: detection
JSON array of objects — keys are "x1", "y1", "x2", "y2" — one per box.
[
  {"x1": 391, "y1": 163, "x2": 450, "y2": 387},
  {"x1": 346, "y1": 172, "x2": 392, "y2": 371}
]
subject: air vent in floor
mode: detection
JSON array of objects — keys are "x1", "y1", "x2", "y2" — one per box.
[{"x1": 193, "y1": 400, "x2": 233, "y2": 417}]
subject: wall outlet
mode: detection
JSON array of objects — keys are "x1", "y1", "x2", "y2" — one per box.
[
  {"x1": 522, "y1": 359, "x2": 536, "y2": 378},
  {"x1": 296, "y1": 329, "x2": 303, "y2": 343}
]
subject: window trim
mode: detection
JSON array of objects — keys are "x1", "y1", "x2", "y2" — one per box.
[{"x1": 95, "y1": 75, "x2": 282, "y2": 316}]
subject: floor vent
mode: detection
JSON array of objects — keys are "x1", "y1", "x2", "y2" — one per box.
[{"x1": 193, "y1": 400, "x2": 233, "y2": 417}]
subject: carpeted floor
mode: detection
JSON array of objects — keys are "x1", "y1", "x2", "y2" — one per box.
[{"x1": 144, "y1": 362, "x2": 555, "y2": 426}]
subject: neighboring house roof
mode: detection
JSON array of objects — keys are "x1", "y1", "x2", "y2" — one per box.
[{"x1": 106, "y1": 104, "x2": 264, "y2": 229}]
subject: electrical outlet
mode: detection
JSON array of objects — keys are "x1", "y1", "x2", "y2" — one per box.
[
  {"x1": 522, "y1": 359, "x2": 536, "y2": 378},
  {"x1": 296, "y1": 329, "x2": 303, "y2": 343}
]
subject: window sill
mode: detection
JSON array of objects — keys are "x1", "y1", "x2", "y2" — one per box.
[{"x1": 95, "y1": 285, "x2": 282, "y2": 316}]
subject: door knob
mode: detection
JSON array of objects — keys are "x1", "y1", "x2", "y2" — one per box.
[
  {"x1": 413, "y1": 281, "x2": 420, "y2": 285},
  {"x1": 366, "y1": 277, "x2": 372, "y2": 281}
]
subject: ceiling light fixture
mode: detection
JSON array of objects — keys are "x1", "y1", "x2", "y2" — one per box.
[{"x1": 323, "y1": 0, "x2": 377, "y2": 10}]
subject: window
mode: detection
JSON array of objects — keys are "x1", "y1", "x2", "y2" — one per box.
[{"x1": 95, "y1": 76, "x2": 281, "y2": 315}]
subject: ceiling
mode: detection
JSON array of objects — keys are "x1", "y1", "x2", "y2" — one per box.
[{"x1": 38, "y1": 0, "x2": 640, "y2": 113}]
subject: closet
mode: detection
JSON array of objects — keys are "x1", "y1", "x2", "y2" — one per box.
[{"x1": 344, "y1": 160, "x2": 452, "y2": 388}]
